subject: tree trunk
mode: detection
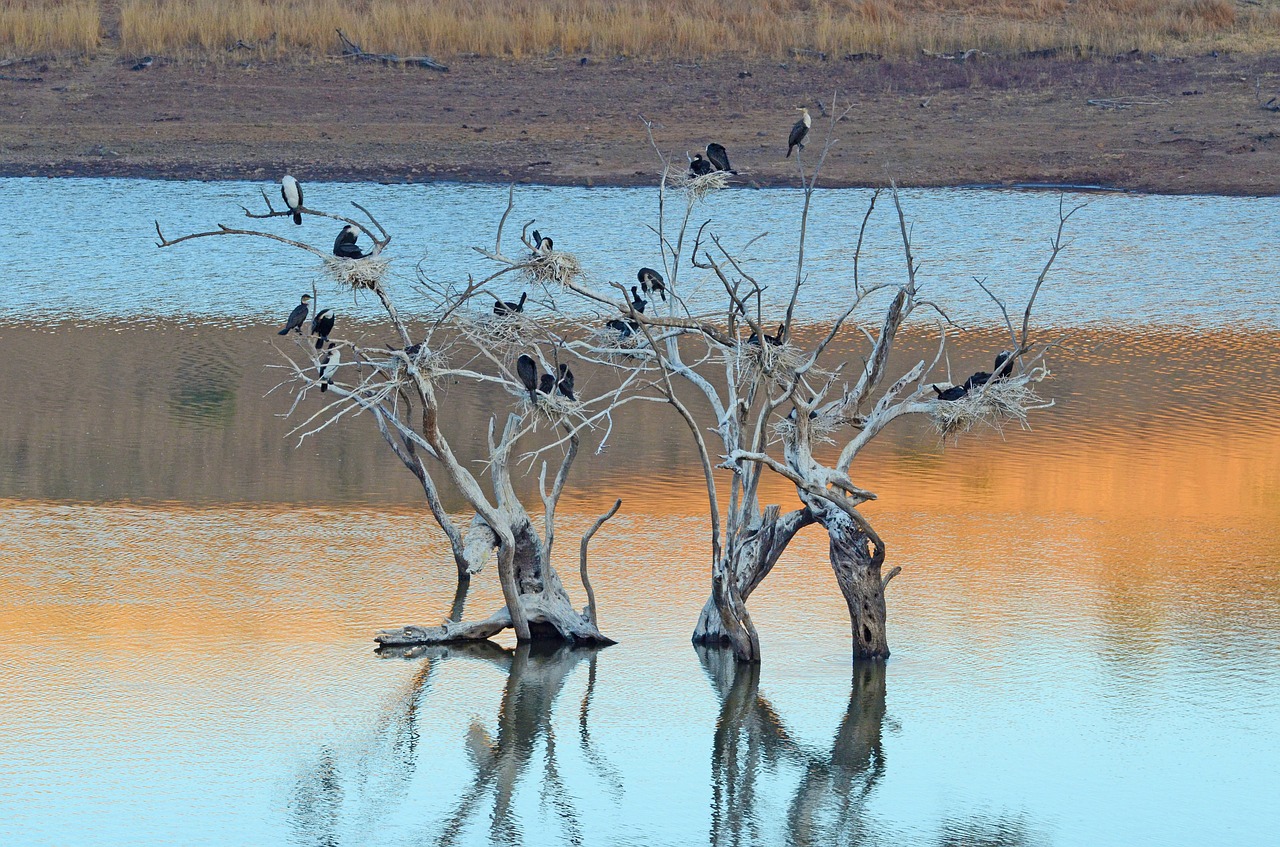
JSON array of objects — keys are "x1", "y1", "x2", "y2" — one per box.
[
  {"x1": 692, "y1": 506, "x2": 813, "y2": 661},
  {"x1": 811, "y1": 503, "x2": 891, "y2": 660}
]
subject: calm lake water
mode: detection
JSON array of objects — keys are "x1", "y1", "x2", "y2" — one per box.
[{"x1": 1, "y1": 179, "x2": 1278, "y2": 846}]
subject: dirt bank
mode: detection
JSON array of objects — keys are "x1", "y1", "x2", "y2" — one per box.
[{"x1": 4, "y1": 52, "x2": 1280, "y2": 193}]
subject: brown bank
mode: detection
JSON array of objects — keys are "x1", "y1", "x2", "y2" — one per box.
[{"x1": 4, "y1": 52, "x2": 1280, "y2": 193}]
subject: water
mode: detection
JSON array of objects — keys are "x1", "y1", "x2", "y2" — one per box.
[{"x1": 1, "y1": 179, "x2": 1278, "y2": 846}]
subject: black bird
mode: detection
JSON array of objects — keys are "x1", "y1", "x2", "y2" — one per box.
[
  {"x1": 333, "y1": 224, "x2": 365, "y2": 259},
  {"x1": 516, "y1": 354, "x2": 539, "y2": 401},
  {"x1": 747, "y1": 323, "x2": 786, "y2": 347},
  {"x1": 637, "y1": 267, "x2": 667, "y2": 302},
  {"x1": 281, "y1": 175, "x2": 303, "y2": 225},
  {"x1": 310, "y1": 307, "x2": 335, "y2": 350},
  {"x1": 933, "y1": 384, "x2": 968, "y2": 401},
  {"x1": 964, "y1": 371, "x2": 992, "y2": 391},
  {"x1": 538, "y1": 373, "x2": 556, "y2": 395},
  {"x1": 705, "y1": 143, "x2": 736, "y2": 174},
  {"x1": 606, "y1": 318, "x2": 639, "y2": 338},
  {"x1": 278, "y1": 294, "x2": 312, "y2": 335},
  {"x1": 493, "y1": 292, "x2": 528, "y2": 317},
  {"x1": 556, "y1": 364, "x2": 576, "y2": 401},
  {"x1": 130, "y1": 56, "x2": 153, "y2": 71},
  {"x1": 630, "y1": 286, "x2": 648, "y2": 314},
  {"x1": 318, "y1": 342, "x2": 340, "y2": 393},
  {"x1": 994, "y1": 351, "x2": 1016, "y2": 379},
  {"x1": 689, "y1": 153, "x2": 713, "y2": 177},
  {"x1": 787, "y1": 107, "x2": 811, "y2": 158}
]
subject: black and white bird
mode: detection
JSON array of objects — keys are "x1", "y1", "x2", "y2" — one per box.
[
  {"x1": 281, "y1": 175, "x2": 304, "y2": 225},
  {"x1": 531, "y1": 230, "x2": 553, "y2": 255},
  {"x1": 333, "y1": 225, "x2": 365, "y2": 259},
  {"x1": 130, "y1": 56, "x2": 153, "y2": 71},
  {"x1": 637, "y1": 267, "x2": 666, "y2": 302},
  {"x1": 516, "y1": 354, "x2": 539, "y2": 401},
  {"x1": 748, "y1": 323, "x2": 786, "y2": 347},
  {"x1": 310, "y1": 307, "x2": 335, "y2": 349},
  {"x1": 493, "y1": 292, "x2": 528, "y2": 317},
  {"x1": 994, "y1": 351, "x2": 1016, "y2": 379},
  {"x1": 787, "y1": 107, "x2": 811, "y2": 158},
  {"x1": 556, "y1": 364, "x2": 576, "y2": 401},
  {"x1": 630, "y1": 286, "x2": 648, "y2": 314},
  {"x1": 688, "y1": 153, "x2": 713, "y2": 177},
  {"x1": 705, "y1": 143, "x2": 736, "y2": 174},
  {"x1": 318, "y1": 342, "x2": 341, "y2": 393},
  {"x1": 278, "y1": 294, "x2": 312, "y2": 335},
  {"x1": 933, "y1": 384, "x2": 968, "y2": 402}
]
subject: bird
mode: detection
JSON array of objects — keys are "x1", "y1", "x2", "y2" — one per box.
[
  {"x1": 281, "y1": 175, "x2": 303, "y2": 225},
  {"x1": 787, "y1": 107, "x2": 811, "y2": 158},
  {"x1": 531, "y1": 230, "x2": 553, "y2": 255},
  {"x1": 689, "y1": 153, "x2": 713, "y2": 177},
  {"x1": 333, "y1": 224, "x2": 365, "y2": 259},
  {"x1": 516, "y1": 354, "x2": 539, "y2": 401},
  {"x1": 706, "y1": 143, "x2": 736, "y2": 174},
  {"x1": 556, "y1": 364, "x2": 576, "y2": 401},
  {"x1": 933, "y1": 384, "x2": 968, "y2": 401},
  {"x1": 637, "y1": 267, "x2": 667, "y2": 302},
  {"x1": 493, "y1": 292, "x2": 528, "y2": 317},
  {"x1": 630, "y1": 286, "x2": 648, "y2": 314},
  {"x1": 964, "y1": 371, "x2": 992, "y2": 391},
  {"x1": 310, "y1": 307, "x2": 335, "y2": 350},
  {"x1": 130, "y1": 56, "x2": 153, "y2": 71},
  {"x1": 538, "y1": 373, "x2": 556, "y2": 395},
  {"x1": 748, "y1": 323, "x2": 786, "y2": 346},
  {"x1": 318, "y1": 343, "x2": 341, "y2": 393},
  {"x1": 606, "y1": 318, "x2": 639, "y2": 338},
  {"x1": 278, "y1": 294, "x2": 312, "y2": 335},
  {"x1": 993, "y1": 351, "x2": 1016, "y2": 379}
]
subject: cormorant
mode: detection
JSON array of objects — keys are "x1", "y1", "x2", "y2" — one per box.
[
  {"x1": 516, "y1": 354, "x2": 539, "y2": 401},
  {"x1": 746, "y1": 323, "x2": 786, "y2": 347},
  {"x1": 319, "y1": 343, "x2": 341, "y2": 393},
  {"x1": 706, "y1": 143, "x2": 736, "y2": 174},
  {"x1": 964, "y1": 371, "x2": 992, "y2": 391},
  {"x1": 556, "y1": 364, "x2": 576, "y2": 400},
  {"x1": 787, "y1": 107, "x2": 811, "y2": 158},
  {"x1": 994, "y1": 351, "x2": 1015, "y2": 379},
  {"x1": 538, "y1": 373, "x2": 555, "y2": 395},
  {"x1": 933, "y1": 384, "x2": 968, "y2": 401},
  {"x1": 531, "y1": 230, "x2": 553, "y2": 255},
  {"x1": 630, "y1": 286, "x2": 648, "y2": 314},
  {"x1": 637, "y1": 267, "x2": 667, "y2": 302},
  {"x1": 606, "y1": 318, "x2": 639, "y2": 338},
  {"x1": 278, "y1": 294, "x2": 312, "y2": 335},
  {"x1": 493, "y1": 292, "x2": 528, "y2": 317},
  {"x1": 281, "y1": 175, "x2": 303, "y2": 225},
  {"x1": 333, "y1": 224, "x2": 365, "y2": 259},
  {"x1": 310, "y1": 307, "x2": 335, "y2": 350},
  {"x1": 689, "y1": 153, "x2": 713, "y2": 177}
]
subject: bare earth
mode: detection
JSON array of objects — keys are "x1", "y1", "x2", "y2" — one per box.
[{"x1": 4, "y1": 52, "x2": 1280, "y2": 193}]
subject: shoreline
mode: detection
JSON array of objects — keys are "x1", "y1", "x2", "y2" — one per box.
[{"x1": 5, "y1": 54, "x2": 1280, "y2": 196}]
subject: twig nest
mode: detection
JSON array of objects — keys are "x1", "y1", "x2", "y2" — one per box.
[
  {"x1": 324, "y1": 255, "x2": 389, "y2": 290},
  {"x1": 773, "y1": 411, "x2": 840, "y2": 446},
  {"x1": 668, "y1": 169, "x2": 729, "y2": 201},
  {"x1": 589, "y1": 326, "x2": 650, "y2": 361},
  {"x1": 464, "y1": 312, "x2": 533, "y2": 349},
  {"x1": 524, "y1": 250, "x2": 583, "y2": 287},
  {"x1": 931, "y1": 375, "x2": 1050, "y2": 439},
  {"x1": 742, "y1": 340, "x2": 805, "y2": 386}
]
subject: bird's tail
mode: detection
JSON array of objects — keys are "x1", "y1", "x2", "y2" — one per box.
[
  {"x1": 315, "y1": 335, "x2": 326, "y2": 350},
  {"x1": 293, "y1": 211, "x2": 302, "y2": 225},
  {"x1": 277, "y1": 327, "x2": 289, "y2": 336},
  {"x1": 659, "y1": 289, "x2": 667, "y2": 302},
  {"x1": 321, "y1": 382, "x2": 329, "y2": 393},
  {"x1": 786, "y1": 147, "x2": 793, "y2": 158}
]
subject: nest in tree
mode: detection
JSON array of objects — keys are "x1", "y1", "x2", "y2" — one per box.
[
  {"x1": 589, "y1": 325, "x2": 650, "y2": 362},
  {"x1": 464, "y1": 311, "x2": 534, "y2": 349},
  {"x1": 772, "y1": 411, "x2": 841, "y2": 445},
  {"x1": 524, "y1": 250, "x2": 583, "y2": 287},
  {"x1": 741, "y1": 340, "x2": 805, "y2": 386},
  {"x1": 668, "y1": 169, "x2": 729, "y2": 201},
  {"x1": 324, "y1": 256, "x2": 389, "y2": 290},
  {"x1": 930, "y1": 377, "x2": 1048, "y2": 439}
]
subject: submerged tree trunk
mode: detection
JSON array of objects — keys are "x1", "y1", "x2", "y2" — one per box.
[
  {"x1": 692, "y1": 506, "x2": 814, "y2": 661},
  {"x1": 808, "y1": 501, "x2": 891, "y2": 660}
]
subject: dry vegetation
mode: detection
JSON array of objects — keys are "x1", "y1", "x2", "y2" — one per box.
[{"x1": 3, "y1": 0, "x2": 1279, "y2": 61}]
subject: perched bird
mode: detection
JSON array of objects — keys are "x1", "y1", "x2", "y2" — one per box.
[
  {"x1": 606, "y1": 318, "x2": 639, "y2": 338},
  {"x1": 706, "y1": 142, "x2": 736, "y2": 174},
  {"x1": 493, "y1": 292, "x2": 528, "y2": 317},
  {"x1": 277, "y1": 294, "x2": 312, "y2": 335},
  {"x1": 531, "y1": 230, "x2": 553, "y2": 255},
  {"x1": 689, "y1": 153, "x2": 713, "y2": 177},
  {"x1": 963, "y1": 371, "x2": 992, "y2": 391},
  {"x1": 281, "y1": 175, "x2": 304, "y2": 225},
  {"x1": 787, "y1": 107, "x2": 812, "y2": 158},
  {"x1": 130, "y1": 56, "x2": 153, "y2": 71},
  {"x1": 933, "y1": 384, "x2": 968, "y2": 402},
  {"x1": 994, "y1": 351, "x2": 1016, "y2": 379},
  {"x1": 556, "y1": 364, "x2": 576, "y2": 401},
  {"x1": 630, "y1": 286, "x2": 648, "y2": 314},
  {"x1": 516, "y1": 354, "x2": 539, "y2": 401},
  {"x1": 637, "y1": 267, "x2": 667, "y2": 302},
  {"x1": 318, "y1": 343, "x2": 341, "y2": 393},
  {"x1": 333, "y1": 224, "x2": 365, "y2": 259},
  {"x1": 538, "y1": 373, "x2": 556, "y2": 395},
  {"x1": 310, "y1": 307, "x2": 335, "y2": 350},
  {"x1": 749, "y1": 323, "x2": 786, "y2": 346}
]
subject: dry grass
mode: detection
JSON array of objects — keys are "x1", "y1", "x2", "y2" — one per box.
[{"x1": 5, "y1": 0, "x2": 1280, "y2": 60}]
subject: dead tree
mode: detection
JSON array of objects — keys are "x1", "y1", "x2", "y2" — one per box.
[{"x1": 155, "y1": 187, "x2": 632, "y2": 647}]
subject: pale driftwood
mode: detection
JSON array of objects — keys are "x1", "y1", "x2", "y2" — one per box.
[
  {"x1": 580, "y1": 499, "x2": 621, "y2": 626},
  {"x1": 335, "y1": 29, "x2": 448, "y2": 71}
]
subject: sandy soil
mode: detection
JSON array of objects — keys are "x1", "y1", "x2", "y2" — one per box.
[{"x1": 4, "y1": 51, "x2": 1280, "y2": 193}]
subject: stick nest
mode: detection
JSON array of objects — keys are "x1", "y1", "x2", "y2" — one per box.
[
  {"x1": 324, "y1": 256, "x2": 389, "y2": 290},
  {"x1": 459, "y1": 312, "x2": 535, "y2": 350},
  {"x1": 931, "y1": 377, "x2": 1049, "y2": 439},
  {"x1": 741, "y1": 341, "x2": 806, "y2": 387},
  {"x1": 668, "y1": 169, "x2": 729, "y2": 201},
  {"x1": 773, "y1": 411, "x2": 841, "y2": 445},
  {"x1": 524, "y1": 250, "x2": 583, "y2": 287}
]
